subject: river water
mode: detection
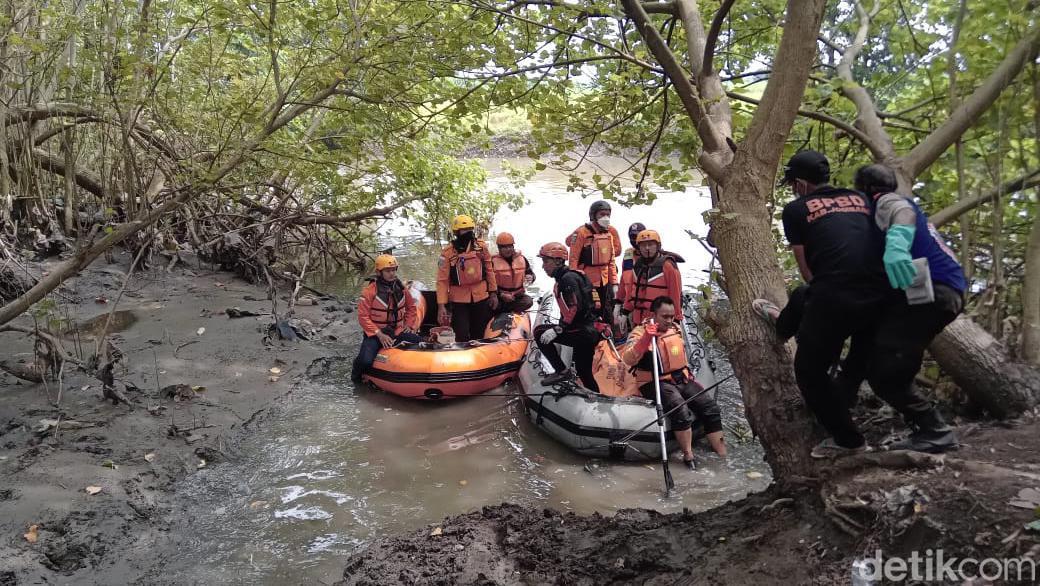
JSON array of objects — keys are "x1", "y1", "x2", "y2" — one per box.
[{"x1": 160, "y1": 158, "x2": 771, "y2": 584}]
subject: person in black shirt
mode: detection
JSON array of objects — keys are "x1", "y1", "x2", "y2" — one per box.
[
  {"x1": 534, "y1": 242, "x2": 601, "y2": 392},
  {"x1": 776, "y1": 150, "x2": 892, "y2": 458}
]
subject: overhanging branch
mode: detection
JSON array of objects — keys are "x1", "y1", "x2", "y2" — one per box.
[
  {"x1": 905, "y1": 24, "x2": 1040, "y2": 177},
  {"x1": 932, "y1": 168, "x2": 1040, "y2": 228},
  {"x1": 727, "y1": 91, "x2": 879, "y2": 151},
  {"x1": 622, "y1": 0, "x2": 725, "y2": 158},
  {"x1": 702, "y1": 0, "x2": 736, "y2": 75}
]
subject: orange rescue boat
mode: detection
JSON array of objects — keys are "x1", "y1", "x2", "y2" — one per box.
[{"x1": 363, "y1": 288, "x2": 531, "y2": 399}]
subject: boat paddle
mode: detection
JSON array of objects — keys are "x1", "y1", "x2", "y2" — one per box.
[{"x1": 648, "y1": 318, "x2": 675, "y2": 496}]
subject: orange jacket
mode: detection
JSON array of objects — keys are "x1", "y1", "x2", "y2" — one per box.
[
  {"x1": 436, "y1": 239, "x2": 497, "y2": 304},
  {"x1": 621, "y1": 323, "x2": 689, "y2": 385},
  {"x1": 491, "y1": 252, "x2": 533, "y2": 295},
  {"x1": 617, "y1": 247, "x2": 639, "y2": 311},
  {"x1": 566, "y1": 223, "x2": 621, "y2": 287},
  {"x1": 357, "y1": 279, "x2": 417, "y2": 337},
  {"x1": 624, "y1": 254, "x2": 682, "y2": 325}
]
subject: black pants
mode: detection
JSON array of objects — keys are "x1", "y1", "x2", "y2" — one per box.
[
  {"x1": 450, "y1": 299, "x2": 492, "y2": 342},
  {"x1": 594, "y1": 285, "x2": 614, "y2": 324},
  {"x1": 639, "y1": 375, "x2": 722, "y2": 433},
  {"x1": 866, "y1": 284, "x2": 962, "y2": 431},
  {"x1": 495, "y1": 293, "x2": 534, "y2": 315},
  {"x1": 778, "y1": 284, "x2": 870, "y2": 405},
  {"x1": 534, "y1": 323, "x2": 601, "y2": 393},
  {"x1": 351, "y1": 331, "x2": 422, "y2": 381},
  {"x1": 794, "y1": 286, "x2": 888, "y2": 448}
]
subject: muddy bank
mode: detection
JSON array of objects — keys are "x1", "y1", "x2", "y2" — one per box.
[
  {"x1": 0, "y1": 251, "x2": 356, "y2": 584},
  {"x1": 339, "y1": 421, "x2": 1040, "y2": 585}
]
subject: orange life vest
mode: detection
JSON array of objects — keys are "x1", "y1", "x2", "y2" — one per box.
[
  {"x1": 363, "y1": 279, "x2": 408, "y2": 332},
  {"x1": 577, "y1": 228, "x2": 615, "y2": 267},
  {"x1": 631, "y1": 254, "x2": 676, "y2": 318},
  {"x1": 633, "y1": 325, "x2": 689, "y2": 383},
  {"x1": 450, "y1": 244, "x2": 487, "y2": 287},
  {"x1": 492, "y1": 253, "x2": 527, "y2": 294}
]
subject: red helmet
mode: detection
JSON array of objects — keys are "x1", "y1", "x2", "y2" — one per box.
[
  {"x1": 496, "y1": 232, "x2": 515, "y2": 246},
  {"x1": 537, "y1": 242, "x2": 569, "y2": 261}
]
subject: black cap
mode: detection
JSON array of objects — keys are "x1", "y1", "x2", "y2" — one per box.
[{"x1": 780, "y1": 150, "x2": 830, "y2": 186}]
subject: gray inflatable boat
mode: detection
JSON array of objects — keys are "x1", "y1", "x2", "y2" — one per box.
[{"x1": 519, "y1": 293, "x2": 718, "y2": 461}]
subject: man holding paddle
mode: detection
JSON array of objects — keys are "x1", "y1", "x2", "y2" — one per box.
[{"x1": 622, "y1": 296, "x2": 726, "y2": 469}]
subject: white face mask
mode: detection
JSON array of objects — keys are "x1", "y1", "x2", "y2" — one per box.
[{"x1": 597, "y1": 216, "x2": 611, "y2": 229}]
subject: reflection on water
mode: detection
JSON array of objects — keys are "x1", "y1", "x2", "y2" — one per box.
[{"x1": 161, "y1": 158, "x2": 768, "y2": 585}]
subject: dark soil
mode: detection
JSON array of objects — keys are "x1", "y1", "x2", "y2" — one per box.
[
  {"x1": 339, "y1": 419, "x2": 1040, "y2": 585},
  {"x1": 0, "y1": 255, "x2": 345, "y2": 584}
]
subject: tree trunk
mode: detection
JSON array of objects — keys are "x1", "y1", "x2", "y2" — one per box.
[
  {"x1": 1022, "y1": 66, "x2": 1040, "y2": 364},
  {"x1": 705, "y1": 0, "x2": 828, "y2": 480},
  {"x1": 623, "y1": 0, "x2": 828, "y2": 481},
  {"x1": 1022, "y1": 207, "x2": 1040, "y2": 364},
  {"x1": 948, "y1": 0, "x2": 973, "y2": 283},
  {"x1": 712, "y1": 161, "x2": 818, "y2": 481},
  {"x1": 929, "y1": 316, "x2": 1039, "y2": 417},
  {"x1": 987, "y1": 110, "x2": 1007, "y2": 337},
  {"x1": 62, "y1": 128, "x2": 75, "y2": 234}
]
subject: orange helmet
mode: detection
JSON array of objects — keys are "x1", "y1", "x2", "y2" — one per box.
[
  {"x1": 635, "y1": 229, "x2": 661, "y2": 245},
  {"x1": 374, "y1": 254, "x2": 399, "y2": 271},
  {"x1": 537, "y1": 242, "x2": 569, "y2": 261},
  {"x1": 496, "y1": 232, "x2": 515, "y2": 246}
]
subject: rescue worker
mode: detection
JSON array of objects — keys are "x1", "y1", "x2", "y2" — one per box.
[
  {"x1": 351, "y1": 254, "x2": 421, "y2": 383},
  {"x1": 621, "y1": 230, "x2": 683, "y2": 326},
  {"x1": 777, "y1": 150, "x2": 891, "y2": 458},
  {"x1": 854, "y1": 163, "x2": 963, "y2": 452},
  {"x1": 622, "y1": 296, "x2": 726, "y2": 467},
  {"x1": 491, "y1": 232, "x2": 535, "y2": 315},
  {"x1": 534, "y1": 242, "x2": 601, "y2": 392},
  {"x1": 615, "y1": 222, "x2": 646, "y2": 335},
  {"x1": 436, "y1": 214, "x2": 498, "y2": 343},
  {"x1": 567, "y1": 200, "x2": 621, "y2": 323}
]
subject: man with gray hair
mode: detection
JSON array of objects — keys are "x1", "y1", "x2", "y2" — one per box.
[{"x1": 853, "y1": 163, "x2": 964, "y2": 453}]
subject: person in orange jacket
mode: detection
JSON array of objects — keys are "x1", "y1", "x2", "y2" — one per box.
[
  {"x1": 566, "y1": 200, "x2": 621, "y2": 323},
  {"x1": 622, "y1": 296, "x2": 726, "y2": 468},
  {"x1": 351, "y1": 254, "x2": 421, "y2": 383},
  {"x1": 436, "y1": 214, "x2": 499, "y2": 342},
  {"x1": 616, "y1": 222, "x2": 646, "y2": 336},
  {"x1": 621, "y1": 229, "x2": 683, "y2": 326},
  {"x1": 491, "y1": 232, "x2": 535, "y2": 315}
]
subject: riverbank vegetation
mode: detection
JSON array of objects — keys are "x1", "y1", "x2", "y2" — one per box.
[{"x1": 2, "y1": 0, "x2": 1040, "y2": 581}]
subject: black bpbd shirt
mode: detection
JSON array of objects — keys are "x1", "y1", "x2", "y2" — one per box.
[{"x1": 781, "y1": 186, "x2": 888, "y2": 291}]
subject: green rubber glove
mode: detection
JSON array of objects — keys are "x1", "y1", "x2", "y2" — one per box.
[{"x1": 884, "y1": 224, "x2": 917, "y2": 289}]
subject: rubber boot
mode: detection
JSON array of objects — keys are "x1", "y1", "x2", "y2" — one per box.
[
  {"x1": 889, "y1": 409, "x2": 957, "y2": 453},
  {"x1": 542, "y1": 368, "x2": 574, "y2": 386}
]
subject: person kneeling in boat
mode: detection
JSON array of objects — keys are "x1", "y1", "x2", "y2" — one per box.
[
  {"x1": 622, "y1": 296, "x2": 726, "y2": 468},
  {"x1": 491, "y1": 232, "x2": 535, "y2": 315},
  {"x1": 436, "y1": 214, "x2": 499, "y2": 342},
  {"x1": 534, "y1": 242, "x2": 601, "y2": 392},
  {"x1": 351, "y1": 254, "x2": 421, "y2": 384}
]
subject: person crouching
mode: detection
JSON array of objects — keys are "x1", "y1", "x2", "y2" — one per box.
[{"x1": 351, "y1": 254, "x2": 422, "y2": 383}]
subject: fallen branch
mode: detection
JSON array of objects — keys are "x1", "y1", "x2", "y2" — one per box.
[{"x1": 0, "y1": 360, "x2": 44, "y2": 382}]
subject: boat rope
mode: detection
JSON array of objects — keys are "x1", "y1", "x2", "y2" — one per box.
[{"x1": 572, "y1": 373, "x2": 736, "y2": 453}]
